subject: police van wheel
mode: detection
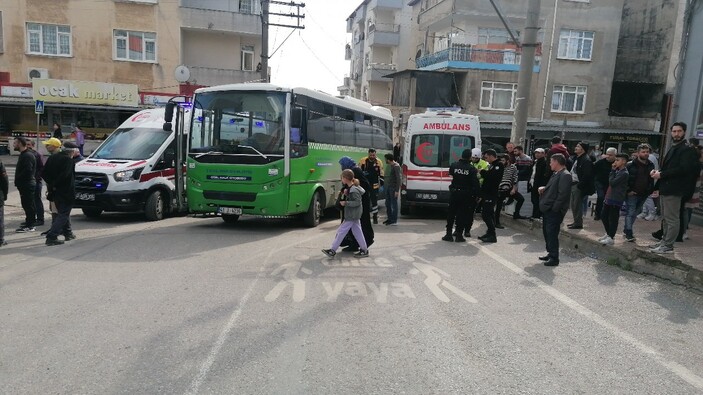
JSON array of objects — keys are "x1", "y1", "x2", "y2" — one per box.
[
  {"x1": 303, "y1": 191, "x2": 322, "y2": 227},
  {"x1": 82, "y1": 208, "x2": 103, "y2": 218},
  {"x1": 222, "y1": 214, "x2": 240, "y2": 224},
  {"x1": 145, "y1": 190, "x2": 164, "y2": 221}
]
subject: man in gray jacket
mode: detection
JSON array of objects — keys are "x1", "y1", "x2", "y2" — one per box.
[{"x1": 538, "y1": 154, "x2": 572, "y2": 266}]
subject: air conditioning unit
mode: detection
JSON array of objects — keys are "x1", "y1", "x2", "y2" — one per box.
[{"x1": 27, "y1": 68, "x2": 49, "y2": 81}]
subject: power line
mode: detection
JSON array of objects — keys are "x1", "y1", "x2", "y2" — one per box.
[{"x1": 298, "y1": 33, "x2": 341, "y2": 81}]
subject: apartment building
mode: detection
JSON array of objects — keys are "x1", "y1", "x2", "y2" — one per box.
[
  {"x1": 339, "y1": 0, "x2": 417, "y2": 106},
  {"x1": 0, "y1": 0, "x2": 262, "y2": 138},
  {"x1": 391, "y1": 0, "x2": 689, "y2": 154}
]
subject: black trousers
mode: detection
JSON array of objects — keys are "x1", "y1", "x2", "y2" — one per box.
[
  {"x1": 531, "y1": 189, "x2": 541, "y2": 218},
  {"x1": 47, "y1": 199, "x2": 73, "y2": 239},
  {"x1": 542, "y1": 210, "x2": 565, "y2": 260},
  {"x1": 34, "y1": 181, "x2": 45, "y2": 222},
  {"x1": 446, "y1": 190, "x2": 471, "y2": 235},
  {"x1": 463, "y1": 198, "x2": 478, "y2": 234},
  {"x1": 481, "y1": 199, "x2": 497, "y2": 236},
  {"x1": 495, "y1": 191, "x2": 525, "y2": 223},
  {"x1": 18, "y1": 184, "x2": 36, "y2": 227},
  {"x1": 601, "y1": 204, "x2": 621, "y2": 238},
  {"x1": 369, "y1": 188, "x2": 379, "y2": 215}
]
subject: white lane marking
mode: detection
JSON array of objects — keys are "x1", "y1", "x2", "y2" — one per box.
[
  {"x1": 185, "y1": 234, "x2": 325, "y2": 395},
  {"x1": 411, "y1": 255, "x2": 478, "y2": 304},
  {"x1": 478, "y1": 245, "x2": 703, "y2": 391}
]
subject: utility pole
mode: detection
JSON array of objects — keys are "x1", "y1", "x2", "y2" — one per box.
[
  {"x1": 510, "y1": 0, "x2": 541, "y2": 146},
  {"x1": 261, "y1": 0, "x2": 269, "y2": 82},
  {"x1": 260, "y1": 0, "x2": 306, "y2": 83}
]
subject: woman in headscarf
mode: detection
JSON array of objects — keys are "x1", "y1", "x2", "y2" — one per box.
[{"x1": 338, "y1": 156, "x2": 374, "y2": 251}]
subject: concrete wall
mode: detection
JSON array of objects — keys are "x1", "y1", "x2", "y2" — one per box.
[{"x1": 0, "y1": 0, "x2": 180, "y2": 92}]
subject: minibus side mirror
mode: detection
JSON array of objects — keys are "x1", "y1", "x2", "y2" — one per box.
[{"x1": 163, "y1": 102, "x2": 176, "y2": 131}]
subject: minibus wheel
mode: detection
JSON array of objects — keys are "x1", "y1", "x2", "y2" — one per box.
[
  {"x1": 303, "y1": 190, "x2": 322, "y2": 227},
  {"x1": 82, "y1": 208, "x2": 103, "y2": 218}
]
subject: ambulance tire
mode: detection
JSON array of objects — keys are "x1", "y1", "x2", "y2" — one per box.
[
  {"x1": 303, "y1": 190, "x2": 323, "y2": 227},
  {"x1": 82, "y1": 208, "x2": 103, "y2": 218},
  {"x1": 222, "y1": 214, "x2": 240, "y2": 224},
  {"x1": 145, "y1": 190, "x2": 165, "y2": 221}
]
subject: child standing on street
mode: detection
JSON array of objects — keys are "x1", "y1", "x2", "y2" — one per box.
[
  {"x1": 599, "y1": 153, "x2": 630, "y2": 245},
  {"x1": 323, "y1": 169, "x2": 369, "y2": 258}
]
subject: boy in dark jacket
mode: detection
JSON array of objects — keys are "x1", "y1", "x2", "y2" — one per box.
[
  {"x1": 599, "y1": 154, "x2": 629, "y2": 245},
  {"x1": 623, "y1": 144, "x2": 655, "y2": 241}
]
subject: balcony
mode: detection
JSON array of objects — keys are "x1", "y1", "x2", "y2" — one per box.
[
  {"x1": 416, "y1": 45, "x2": 541, "y2": 72},
  {"x1": 180, "y1": 0, "x2": 261, "y2": 36},
  {"x1": 187, "y1": 66, "x2": 261, "y2": 86},
  {"x1": 366, "y1": 63, "x2": 397, "y2": 82},
  {"x1": 417, "y1": 0, "x2": 527, "y2": 31},
  {"x1": 369, "y1": 0, "x2": 403, "y2": 10},
  {"x1": 368, "y1": 23, "x2": 400, "y2": 47}
]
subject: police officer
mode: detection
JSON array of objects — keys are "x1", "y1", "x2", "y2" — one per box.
[
  {"x1": 443, "y1": 149, "x2": 480, "y2": 242},
  {"x1": 478, "y1": 149, "x2": 504, "y2": 243},
  {"x1": 360, "y1": 148, "x2": 384, "y2": 224}
]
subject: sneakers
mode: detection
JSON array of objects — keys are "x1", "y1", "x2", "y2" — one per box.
[
  {"x1": 683, "y1": 232, "x2": 689, "y2": 240},
  {"x1": 15, "y1": 226, "x2": 36, "y2": 233},
  {"x1": 599, "y1": 236, "x2": 614, "y2": 245},
  {"x1": 454, "y1": 236, "x2": 466, "y2": 242},
  {"x1": 441, "y1": 234, "x2": 454, "y2": 242},
  {"x1": 624, "y1": 234, "x2": 636, "y2": 242},
  {"x1": 645, "y1": 214, "x2": 657, "y2": 221},
  {"x1": 597, "y1": 234, "x2": 609, "y2": 242},
  {"x1": 321, "y1": 249, "x2": 336, "y2": 258},
  {"x1": 0, "y1": 240, "x2": 7, "y2": 247},
  {"x1": 648, "y1": 242, "x2": 662, "y2": 250},
  {"x1": 651, "y1": 245, "x2": 673, "y2": 254},
  {"x1": 63, "y1": 233, "x2": 77, "y2": 241},
  {"x1": 637, "y1": 212, "x2": 647, "y2": 219},
  {"x1": 354, "y1": 250, "x2": 369, "y2": 258}
]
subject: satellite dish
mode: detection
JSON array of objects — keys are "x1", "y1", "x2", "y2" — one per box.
[{"x1": 174, "y1": 65, "x2": 191, "y2": 83}]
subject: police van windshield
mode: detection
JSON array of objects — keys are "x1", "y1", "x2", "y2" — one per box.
[
  {"x1": 91, "y1": 128, "x2": 171, "y2": 160},
  {"x1": 410, "y1": 134, "x2": 475, "y2": 168}
]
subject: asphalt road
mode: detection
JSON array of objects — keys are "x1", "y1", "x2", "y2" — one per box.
[{"x1": 1, "y1": 204, "x2": 703, "y2": 394}]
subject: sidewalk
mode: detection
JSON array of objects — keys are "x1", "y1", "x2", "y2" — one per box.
[{"x1": 504, "y1": 208, "x2": 703, "y2": 292}]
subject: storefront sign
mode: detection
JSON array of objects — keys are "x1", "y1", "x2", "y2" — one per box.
[
  {"x1": 32, "y1": 79, "x2": 138, "y2": 107},
  {"x1": 142, "y1": 93, "x2": 174, "y2": 106},
  {"x1": 1, "y1": 85, "x2": 32, "y2": 98},
  {"x1": 603, "y1": 134, "x2": 651, "y2": 143}
]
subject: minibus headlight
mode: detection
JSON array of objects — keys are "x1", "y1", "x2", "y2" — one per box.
[{"x1": 114, "y1": 167, "x2": 144, "y2": 182}]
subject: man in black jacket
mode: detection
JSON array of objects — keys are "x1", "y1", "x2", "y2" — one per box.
[
  {"x1": 592, "y1": 147, "x2": 617, "y2": 221},
  {"x1": 650, "y1": 122, "x2": 699, "y2": 253},
  {"x1": 538, "y1": 154, "x2": 572, "y2": 266},
  {"x1": 27, "y1": 140, "x2": 45, "y2": 226},
  {"x1": 0, "y1": 161, "x2": 8, "y2": 246},
  {"x1": 478, "y1": 149, "x2": 503, "y2": 243},
  {"x1": 567, "y1": 142, "x2": 595, "y2": 229},
  {"x1": 42, "y1": 139, "x2": 76, "y2": 246},
  {"x1": 13, "y1": 137, "x2": 37, "y2": 232},
  {"x1": 623, "y1": 144, "x2": 655, "y2": 242}
]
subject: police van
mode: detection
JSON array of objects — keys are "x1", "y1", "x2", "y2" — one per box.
[
  {"x1": 73, "y1": 107, "x2": 188, "y2": 221},
  {"x1": 400, "y1": 108, "x2": 481, "y2": 214}
]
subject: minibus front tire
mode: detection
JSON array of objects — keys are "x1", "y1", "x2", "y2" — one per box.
[
  {"x1": 303, "y1": 190, "x2": 323, "y2": 227},
  {"x1": 82, "y1": 208, "x2": 103, "y2": 218}
]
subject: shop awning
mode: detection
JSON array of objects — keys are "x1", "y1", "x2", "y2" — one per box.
[{"x1": 0, "y1": 96, "x2": 148, "y2": 111}]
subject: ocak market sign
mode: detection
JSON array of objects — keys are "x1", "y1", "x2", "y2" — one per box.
[{"x1": 32, "y1": 79, "x2": 138, "y2": 107}]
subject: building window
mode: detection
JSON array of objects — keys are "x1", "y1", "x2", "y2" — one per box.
[
  {"x1": 26, "y1": 23, "x2": 72, "y2": 56},
  {"x1": 114, "y1": 30, "x2": 156, "y2": 62},
  {"x1": 552, "y1": 85, "x2": 587, "y2": 113},
  {"x1": 480, "y1": 82, "x2": 518, "y2": 111},
  {"x1": 241, "y1": 45, "x2": 254, "y2": 71},
  {"x1": 557, "y1": 29, "x2": 594, "y2": 60}
]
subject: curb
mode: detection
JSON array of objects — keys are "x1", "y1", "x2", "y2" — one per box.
[{"x1": 503, "y1": 213, "x2": 703, "y2": 293}]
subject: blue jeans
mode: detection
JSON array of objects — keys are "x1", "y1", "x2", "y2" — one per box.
[
  {"x1": 385, "y1": 187, "x2": 398, "y2": 223},
  {"x1": 623, "y1": 195, "x2": 647, "y2": 236}
]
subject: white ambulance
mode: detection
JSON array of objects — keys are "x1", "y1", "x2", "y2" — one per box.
[
  {"x1": 400, "y1": 109, "x2": 481, "y2": 214},
  {"x1": 73, "y1": 107, "x2": 188, "y2": 220}
]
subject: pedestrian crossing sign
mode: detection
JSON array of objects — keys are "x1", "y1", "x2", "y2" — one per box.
[{"x1": 35, "y1": 100, "x2": 45, "y2": 114}]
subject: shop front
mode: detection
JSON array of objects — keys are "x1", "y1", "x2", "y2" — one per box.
[{"x1": 0, "y1": 79, "x2": 177, "y2": 155}]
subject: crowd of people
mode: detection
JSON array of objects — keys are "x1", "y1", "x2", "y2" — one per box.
[{"x1": 0, "y1": 136, "x2": 82, "y2": 247}]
